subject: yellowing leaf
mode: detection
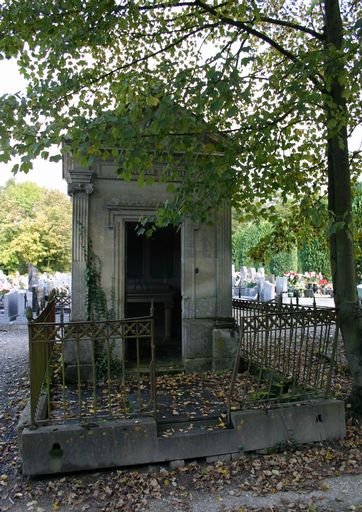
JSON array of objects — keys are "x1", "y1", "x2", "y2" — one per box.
[{"x1": 146, "y1": 96, "x2": 159, "y2": 107}]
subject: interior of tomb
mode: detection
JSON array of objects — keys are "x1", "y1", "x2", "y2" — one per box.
[{"x1": 125, "y1": 222, "x2": 182, "y2": 362}]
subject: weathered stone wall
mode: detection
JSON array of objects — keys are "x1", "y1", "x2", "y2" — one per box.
[{"x1": 64, "y1": 156, "x2": 234, "y2": 371}]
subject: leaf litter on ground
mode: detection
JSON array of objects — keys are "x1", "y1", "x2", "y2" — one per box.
[{"x1": 0, "y1": 329, "x2": 361, "y2": 512}]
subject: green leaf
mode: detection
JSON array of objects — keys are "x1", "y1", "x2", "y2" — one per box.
[{"x1": 49, "y1": 155, "x2": 62, "y2": 163}]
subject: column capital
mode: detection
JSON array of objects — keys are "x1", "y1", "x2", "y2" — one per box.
[{"x1": 68, "y1": 169, "x2": 94, "y2": 196}]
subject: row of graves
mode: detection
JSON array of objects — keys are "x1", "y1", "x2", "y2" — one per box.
[
  {"x1": 232, "y1": 266, "x2": 280, "y2": 302},
  {"x1": 0, "y1": 266, "x2": 71, "y2": 325},
  {"x1": 232, "y1": 267, "x2": 337, "y2": 304}
]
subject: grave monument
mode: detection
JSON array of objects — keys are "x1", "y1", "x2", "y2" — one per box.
[{"x1": 63, "y1": 140, "x2": 236, "y2": 372}]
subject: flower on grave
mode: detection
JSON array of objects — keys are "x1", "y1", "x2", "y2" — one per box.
[
  {"x1": 244, "y1": 279, "x2": 257, "y2": 288},
  {"x1": 318, "y1": 279, "x2": 329, "y2": 287},
  {"x1": 294, "y1": 282, "x2": 305, "y2": 291},
  {"x1": 303, "y1": 271, "x2": 320, "y2": 285},
  {"x1": 56, "y1": 285, "x2": 70, "y2": 297},
  {"x1": 284, "y1": 271, "x2": 301, "y2": 285}
]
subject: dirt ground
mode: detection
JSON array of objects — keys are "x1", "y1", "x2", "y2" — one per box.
[{"x1": 0, "y1": 325, "x2": 361, "y2": 512}]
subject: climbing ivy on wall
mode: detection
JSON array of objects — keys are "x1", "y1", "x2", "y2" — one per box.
[
  {"x1": 85, "y1": 240, "x2": 107, "y2": 321},
  {"x1": 84, "y1": 240, "x2": 121, "y2": 378}
]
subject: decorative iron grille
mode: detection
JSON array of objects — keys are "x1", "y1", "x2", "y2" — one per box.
[
  {"x1": 228, "y1": 301, "x2": 339, "y2": 420},
  {"x1": 28, "y1": 303, "x2": 155, "y2": 427}
]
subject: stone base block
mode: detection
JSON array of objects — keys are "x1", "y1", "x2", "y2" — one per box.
[
  {"x1": 64, "y1": 363, "x2": 94, "y2": 383},
  {"x1": 183, "y1": 357, "x2": 212, "y2": 372},
  {"x1": 20, "y1": 399, "x2": 345, "y2": 476},
  {"x1": 212, "y1": 322, "x2": 239, "y2": 371},
  {"x1": 231, "y1": 399, "x2": 346, "y2": 449}
]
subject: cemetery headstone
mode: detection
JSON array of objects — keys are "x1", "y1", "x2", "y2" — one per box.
[
  {"x1": 357, "y1": 284, "x2": 362, "y2": 308},
  {"x1": 263, "y1": 281, "x2": 276, "y2": 302},
  {"x1": 0, "y1": 291, "x2": 18, "y2": 323},
  {"x1": 28, "y1": 263, "x2": 39, "y2": 290},
  {"x1": 276, "y1": 276, "x2": 288, "y2": 296},
  {"x1": 249, "y1": 267, "x2": 256, "y2": 280},
  {"x1": 32, "y1": 286, "x2": 38, "y2": 313},
  {"x1": 240, "y1": 266, "x2": 248, "y2": 283},
  {"x1": 256, "y1": 276, "x2": 266, "y2": 300}
]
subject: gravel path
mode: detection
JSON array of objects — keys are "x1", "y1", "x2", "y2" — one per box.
[
  {"x1": 0, "y1": 326, "x2": 29, "y2": 478},
  {"x1": 0, "y1": 326, "x2": 28, "y2": 385},
  {"x1": 0, "y1": 326, "x2": 361, "y2": 512}
]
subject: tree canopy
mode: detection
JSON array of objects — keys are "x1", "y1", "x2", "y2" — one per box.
[
  {"x1": 0, "y1": 180, "x2": 71, "y2": 273},
  {"x1": 0, "y1": 0, "x2": 362, "y2": 411},
  {"x1": 0, "y1": 1, "x2": 360, "y2": 224}
]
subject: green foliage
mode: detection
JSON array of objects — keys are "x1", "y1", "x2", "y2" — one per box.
[
  {"x1": 299, "y1": 238, "x2": 331, "y2": 279},
  {"x1": 0, "y1": 1, "x2": 359, "y2": 227},
  {"x1": 269, "y1": 248, "x2": 298, "y2": 276},
  {"x1": 85, "y1": 241, "x2": 122, "y2": 378},
  {"x1": 0, "y1": 0, "x2": 361, "y2": 406},
  {"x1": 85, "y1": 241, "x2": 107, "y2": 321},
  {"x1": 232, "y1": 220, "x2": 272, "y2": 269},
  {"x1": 352, "y1": 182, "x2": 362, "y2": 282},
  {"x1": 0, "y1": 180, "x2": 71, "y2": 273}
]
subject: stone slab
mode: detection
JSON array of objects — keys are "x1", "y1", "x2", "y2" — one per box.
[
  {"x1": 21, "y1": 418, "x2": 158, "y2": 476},
  {"x1": 231, "y1": 399, "x2": 346, "y2": 449},
  {"x1": 20, "y1": 399, "x2": 345, "y2": 476},
  {"x1": 212, "y1": 325, "x2": 239, "y2": 371}
]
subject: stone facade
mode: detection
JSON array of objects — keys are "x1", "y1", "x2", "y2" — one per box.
[{"x1": 63, "y1": 154, "x2": 235, "y2": 371}]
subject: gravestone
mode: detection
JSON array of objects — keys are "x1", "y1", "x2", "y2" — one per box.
[
  {"x1": 0, "y1": 291, "x2": 18, "y2": 323},
  {"x1": 263, "y1": 281, "x2": 275, "y2": 301},
  {"x1": 28, "y1": 264, "x2": 38, "y2": 290},
  {"x1": 15, "y1": 290, "x2": 27, "y2": 323},
  {"x1": 256, "y1": 276, "x2": 266, "y2": 301},
  {"x1": 357, "y1": 284, "x2": 362, "y2": 307},
  {"x1": 240, "y1": 267, "x2": 248, "y2": 283},
  {"x1": 26, "y1": 291, "x2": 33, "y2": 311},
  {"x1": 32, "y1": 286, "x2": 38, "y2": 313},
  {"x1": 267, "y1": 274, "x2": 276, "y2": 284},
  {"x1": 276, "y1": 276, "x2": 288, "y2": 296}
]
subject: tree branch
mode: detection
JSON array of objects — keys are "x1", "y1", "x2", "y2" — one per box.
[
  {"x1": 259, "y1": 16, "x2": 324, "y2": 41},
  {"x1": 64, "y1": 22, "x2": 219, "y2": 99},
  {"x1": 194, "y1": 0, "x2": 326, "y2": 93}
]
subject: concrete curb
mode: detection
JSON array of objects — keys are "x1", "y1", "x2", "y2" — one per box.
[{"x1": 20, "y1": 399, "x2": 345, "y2": 476}]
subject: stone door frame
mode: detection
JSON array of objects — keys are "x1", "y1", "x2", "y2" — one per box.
[{"x1": 106, "y1": 204, "x2": 184, "y2": 341}]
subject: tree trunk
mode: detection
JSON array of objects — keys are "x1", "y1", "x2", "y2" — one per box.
[{"x1": 325, "y1": 0, "x2": 362, "y2": 415}]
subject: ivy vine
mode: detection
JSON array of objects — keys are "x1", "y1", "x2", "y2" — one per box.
[
  {"x1": 85, "y1": 240, "x2": 107, "y2": 321},
  {"x1": 84, "y1": 239, "x2": 121, "y2": 378}
]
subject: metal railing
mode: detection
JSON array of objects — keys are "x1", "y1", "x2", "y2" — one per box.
[
  {"x1": 28, "y1": 299, "x2": 57, "y2": 426},
  {"x1": 228, "y1": 304, "x2": 339, "y2": 420},
  {"x1": 54, "y1": 294, "x2": 71, "y2": 322},
  {"x1": 232, "y1": 297, "x2": 335, "y2": 322},
  {"x1": 28, "y1": 304, "x2": 155, "y2": 427}
]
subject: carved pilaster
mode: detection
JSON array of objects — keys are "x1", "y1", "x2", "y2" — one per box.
[
  {"x1": 181, "y1": 220, "x2": 196, "y2": 320},
  {"x1": 68, "y1": 169, "x2": 94, "y2": 320},
  {"x1": 216, "y1": 206, "x2": 232, "y2": 317}
]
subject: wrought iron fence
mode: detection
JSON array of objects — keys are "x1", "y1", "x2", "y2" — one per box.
[
  {"x1": 28, "y1": 297, "x2": 341, "y2": 429},
  {"x1": 228, "y1": 303, "x2": 339, "y2": 420},
  {"x1": 28, "y1": 306, "x2": 155, "y2": 427},
  {"x1": 28, "y1": 298, "x2": 57, "y2": 426},
  {"x1": 54, "y1": 294, "x2": 71, "y2": 322}
]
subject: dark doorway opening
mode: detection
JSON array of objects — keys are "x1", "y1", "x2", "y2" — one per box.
[{"x1": 125, "y1": 222, "x2": 181, "y2": 363}]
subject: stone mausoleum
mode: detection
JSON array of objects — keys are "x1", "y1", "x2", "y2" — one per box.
[{"x1": 63, "y1": 147, "x2": 236, "y2": 372}]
